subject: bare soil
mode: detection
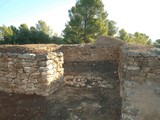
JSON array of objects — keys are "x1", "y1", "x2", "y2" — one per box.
[
  {"x1": 0, "y1": 44, "x2": 60, "y2": 54},
  {"x1": 0, "y1": 61, "x2": 121, "y2": 120}
]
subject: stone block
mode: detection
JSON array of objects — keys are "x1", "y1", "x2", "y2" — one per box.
[
  {"x1": 34, "y1": 83, "x2": 49, "y2": 89},
  {"x1": 18, "y1": 53, "x2": 36, "y2": 59},
  {"x1": 28, "y1": 78, "x2": 38, "y2": 84},
  {"x1": 56, "y1": 52, "x2": 63, "y2": 57},
  {"x1": 148, "y1": 59, "x2": 155, "y2": 66},
  {"x1": 24, "y1": 67, "x2": 32, "y2": 73},
  {"x1": 36, "y1": 54, "x2": 47, "y2": 61},
  {"x1": 37, "y1": 77, "x2": 48, "y2": 83},
  {"x1": 47, "y1": 64, "x2": 54, "y2": 70},
  {"x1": 16, "y1": 73, "x2": 28, "y2": 80},
  {"x1": 126, "y1": 66, "x2": 140, "y2": 71},
  {"x1": 38, "y1": 61, "x2": 47, "y2": 67},
  {"x1": 21, "y1": 60, "x2": 37, "y2": 67},
  {"x1": 0, "y1": 86, "x2": 3, "y2": 91},
  {"x1": 5, "y1": 73, "x2": 17, "y2": 78},
  {"x1": 31, "y1": 72, "x2": 41, "y2": 77},
  {"x1": 39, "y1": 67, "x2": 48, "y2": 72},
  {"x1": 18, "y1": 69, "x2": 24, "y2": 73},
  {"x1": 0, "y1": 72, "x2": 5, "y2": 77},
  {"x1": 143, "y1": 67, "x2": 153, "y2": 73},
  {"x1": 6, "y1": 53, "x2": 18, "y2": 57},
  {"x1": 14, "y1": 79, "x2": 23, "y2": 85},
  {"x1": 47, "y1": 70, "x2": 54, "y2": 75},
  {"x1": 3, "y1": 88, "x2": 13, "y2": 93}
]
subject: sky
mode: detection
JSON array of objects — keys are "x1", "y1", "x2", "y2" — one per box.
[{"x1": 0, "y1": 0, "x2": 160, "y2": 41}]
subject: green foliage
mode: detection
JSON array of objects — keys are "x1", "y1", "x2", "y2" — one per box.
[
  {"x1": 50, "y1": 36, "x2": 65, "y2": 44},
  {"x1": 153, "y1": 39, "x2": 160, "y2": 48},
  {"x1": 0, "y1": 20, "x2": 58, "y2": 44},
  {"x1": 130, "y1": 32, "x2": 152, "y2": 45},
  {"x1": 118, "y1": 29, "x2": 128, "y2": 41},
  {"x1": 118, "y1": 29, "x2": 151, "y2": 45},
  {"x1": 63, "y1": 0, "x2": 108, "y2": 44},
  {"x1": 36, "y1": 20, "x2": 53, "y2": 36},
  {"x1": 108, "y1": 20, "x2": 118, "y2": 36},
  {"x1": 1, "y1": 25, "x2": 14, "y2": 44},
  {"x1": 17, "y1": 24, "x2": 31, "y2": 44}
]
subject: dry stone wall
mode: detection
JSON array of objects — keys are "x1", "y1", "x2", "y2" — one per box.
[
  {"x1": 0, "y1": 51, "x2": 63, "y2": 96},
  {"x1": 0, "y1": 39, "x2": 160, "y2": 120},
  {"x1": 119, "y1": 44, "x2": 160, "y2": 120},
  {"x1": 58, "y1": 45, "x2": 119, "y2": 89}
]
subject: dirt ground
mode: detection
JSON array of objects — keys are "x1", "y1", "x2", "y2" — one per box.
[{"x1": 0, "y1": 61, "x2": 121, "y2": 120}]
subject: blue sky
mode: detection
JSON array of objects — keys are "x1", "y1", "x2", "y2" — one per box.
[{"x1": 0, "y1": 0, "x2": 160, "y2": 41}]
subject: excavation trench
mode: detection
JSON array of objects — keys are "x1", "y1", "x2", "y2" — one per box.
[{"x1": 0, "y1": 60, "x2": 121, "y2": 120}]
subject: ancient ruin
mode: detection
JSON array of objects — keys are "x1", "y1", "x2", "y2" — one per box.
[{"x1": 0, "y1": 36, "x2": 159, "y2": 119}]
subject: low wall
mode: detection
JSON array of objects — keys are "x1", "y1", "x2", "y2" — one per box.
[
  {"x1": 0, "y1": 44, "x2": 119, "y2": 96},
  {"x1": 0, "y1": 46, "x2": 63, "y2": 96},
  {"x1": 119, "y1": 44, "x2": 160, "y2": 120},
  {"x1": 0, "y1": 40, "x2": 160, "y2": 119},
  {"x1": 58, "y1": 45, "x2": 119, "y2": 89}
]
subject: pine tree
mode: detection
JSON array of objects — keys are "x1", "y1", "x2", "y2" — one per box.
[{"x1": 63, "y1": 0, "x2": 108, "y2": 44}]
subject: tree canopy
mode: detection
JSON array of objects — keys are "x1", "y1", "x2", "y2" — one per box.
[
  {"x1": 153, "y1": 39, "x2": 160, "y2": 48},
  {"x1": 118, "y1": 29, "x2": 152, "y2": 45},
  {"x1": 0, "y1": 2, "x2": 157, "y2": 46},
  {"x1": 63, "y1": 0, "x2": 108, "y2": 44},
  {"x1": 108, "y1": 20, "x2": 118, "y2": 37},
  {"x1": 0, "y1": 20, "x2": 62, "y2": 44}
]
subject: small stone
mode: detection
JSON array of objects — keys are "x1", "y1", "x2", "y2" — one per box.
[
  {"x1": 75, "y1": 84, "x2": 80, "y2": 87},
  {"x1": 80, "y1": 83, "x2": 86, "y2": 87},
  {"x1": 92, "y1": 82, "x2": 95, "y2": 85},
  {"x1": 87, "y1": 85, "x2": 92, "y2": 88},
  {"x1": 18, "y1": 53, "x2": 36, "y2": 59},
  {"x1": 126, "y1": 66, "x2": 140, "y2": 71},
  {"x1": 39, "y1": 67, "x2": 48, "y2": 72}
]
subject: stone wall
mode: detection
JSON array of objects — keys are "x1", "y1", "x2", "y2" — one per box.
[
  {"x1": 0, "y1": 40, "x2": 160, "y2": 119},
  {"x1": 0, "y1": 43, "x2": 119, "y2": 96},
  {"x1": 58, "y1": 44, "x2": 120, "y2": 89},
  {"x1": 119, "y1": 44, "x2": 160, "y2": 120},
  {"x1": 0, "y1": 51, "x2": 63, "y2": 96}
]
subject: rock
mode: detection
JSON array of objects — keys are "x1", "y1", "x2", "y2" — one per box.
[
  {"x1": 5, "y1": 73, "x2": 17, "y2": 79},
  {"x1": 36, "y1": 54, "x2": 47, "y2": 61},
  {"x1": 16, "y1": 73, "x2": 27, "y2": 80},
  {"x1": 18, "y1": 53, "x2": 36, "y2": 59},
  {"x1": 39, "y1": 67, "x2": 48, "y2": 72},
  {"x1": 126, "y1": 66, "x2": 140, "y2": 71},
  {"x1": 87, "y1": 85, "x2": 92, "y2": 88}
]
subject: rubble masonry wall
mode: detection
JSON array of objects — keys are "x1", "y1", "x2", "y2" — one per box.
[
  {"x1": 0, "y1": 51, "x2": 63, "y2": 96},
  {"x1": 119, "y1": 44, "x2": 160, "y2": 120}
]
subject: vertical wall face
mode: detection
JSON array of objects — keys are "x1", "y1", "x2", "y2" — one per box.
[
  {"x1": 58, "y1": 45, "x2": 120, "y2": 88},
  {"x1": 119, "y1": 44, "x2": 160, "y2": 120},
  {"x1": 58, "y1": 45, "x2": 120, "y2": 62},
  {"x1": 0, "y1": 52, "x2": 63, "y2": 96},
  {"x1": 0, "y1": 42, "x2": 160, "y2": 119}
]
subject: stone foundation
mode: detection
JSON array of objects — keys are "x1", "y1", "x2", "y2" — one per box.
[
  {"x1": 119, "y1": 44, "x2": 160, "y2": 120},
  {"x1": 0, "y1": 38, "x2": 160, "y2": 119},
  {"x1": 0, "y1": 51, "x2": 63, "y2": 96}
]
